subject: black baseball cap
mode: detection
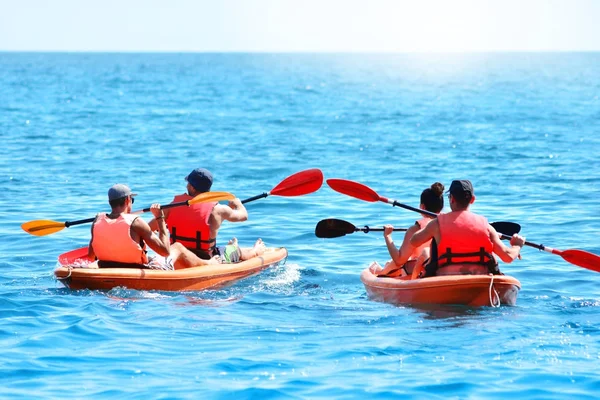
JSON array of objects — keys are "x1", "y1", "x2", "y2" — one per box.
[{"x1": 448, "y1": 180, "x2": 474, "y2": 197}]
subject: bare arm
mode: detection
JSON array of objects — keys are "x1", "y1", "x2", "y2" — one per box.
[
  {"x1": 410, "y1": 219, "x2": 439, "y2": 248},
  {"x1": 489, "y1": 224, "x2": 525, "y2": 263},
  {"x1": 386, "y1": 224, "x2": 418, "y2": 265},
  {"x1": 378, "y1": 224, "x2": 419, "y2": 275},
  {"x1": 221, "y1": 198, "x2": 248, "y2": 222},
  {"x1": 148, "y1": 207, "x2": 171, "y2": 232},
  {"x1": 212, "y1": 198, "x2": 248, "y2": 227},
  {"x1": 132, "y1": 204, "x2": 170, "y2": 257},
  {"x1": 88, "y1": 218, "x2": 97, "y2": 259},
  {"x1": 383, "y1": 224, "x2": 401, "y2": 265}
]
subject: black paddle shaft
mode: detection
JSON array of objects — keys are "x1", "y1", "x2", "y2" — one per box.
[
  {"x1": 64, "y1": 198, "x2": 197, "y2": 228},
  {"x1": 242, "y1": 192, "x2": 268, "y2": 204},
  {"x1": 64, "y1": 217, "x2": 95, "y2": 228},
  {"x1": 388, "y1": 200, "x2": 521, "y2": 237},
  {"x1": 356, "y1": 226, "x2": 408, "y2": 233}
]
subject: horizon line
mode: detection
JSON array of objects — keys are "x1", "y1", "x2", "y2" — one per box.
[{"x1": 2, "y1": 49, "x2": 600, "y2": 54}]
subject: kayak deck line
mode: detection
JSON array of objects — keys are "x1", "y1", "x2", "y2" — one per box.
[
  {"x1": 55, "y1": 247, "x2": 288, "y2": 292},
  {"x1": 360, "y1": 267, "x2": 521, "y2": 307}
]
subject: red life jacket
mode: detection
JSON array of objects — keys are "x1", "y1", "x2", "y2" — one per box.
[
  {"x1": 91, "y1": 213, "x2": 148, "y2": 266},
  {"x1": 425, "y1": 210, "x2": 498, "y2": 276},
  {"x1": 165, "y1": 194, "x2": 217, "y2": 254}
]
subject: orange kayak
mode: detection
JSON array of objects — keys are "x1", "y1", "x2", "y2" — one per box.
[
  {"x1": 54, "y1": 247, "x2": 288, "y2": 291},
  {"x1": 360, "y1": 267, "x2": 521, "y2": 307}
]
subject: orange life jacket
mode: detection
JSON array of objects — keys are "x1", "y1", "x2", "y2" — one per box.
[
  {"x1": 91, "y1": 213, "x2": 148, "y2": 265},
  {"x1": 165, "y1": 194, "x2": 217, "y2": 253},
  {"x1": 424, "y1": 210, "x2": 499, "y2": 277}
]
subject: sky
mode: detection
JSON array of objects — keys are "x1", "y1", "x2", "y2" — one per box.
[{"x1": 0, "y1": 0, "x2": 599, "y2": 52}]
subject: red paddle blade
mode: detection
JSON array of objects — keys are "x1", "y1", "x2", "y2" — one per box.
[
  {"x1": 326, "y1": 179, "x2": 381, "y2": 202},
  {"x1": 560, "y1": 249, "x2": 600, "y2": 273},
  {"x1": 270, "y1": 169, "x2": 323, "y2": 197}
]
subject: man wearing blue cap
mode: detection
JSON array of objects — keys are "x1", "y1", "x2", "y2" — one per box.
[
  {"x1": 89, "y1": 184, "x2": 220, "y2": 270},
  {"x1": 410, "y1": 180, "x2": 525, "y2": 277},
  {"x1": 148, "y1": 168, "x2": 265, "y2": 263}
]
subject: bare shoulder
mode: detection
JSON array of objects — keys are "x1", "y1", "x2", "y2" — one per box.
[
  {"x1": 131, "y1": 215, "x2": 151, "y2": 235},
  {"x1": 212, "y1": 203, "x2": 232, "y2": 216},
  {"x1": 407, "y1": 223, "x2": 420, "y2": 235},
  {"x1": 487, "y1": 223, "x2": 500, "y2": 238},
  {"x1": 426, "y1": 218, "x2": 439, "y2": 231}
]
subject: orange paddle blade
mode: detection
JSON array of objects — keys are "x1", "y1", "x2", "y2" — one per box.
[
  {"x1": 188, "y1": 191, "x2": 235, "y2": 205},
  {"x1": 23, "y1": 192, "x2": 235, "y2": 238},
  {"x1": 21, "y1": 220, "x2": 67, "y2": 236}
]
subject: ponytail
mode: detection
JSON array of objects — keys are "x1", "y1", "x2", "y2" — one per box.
[{"x1": 420, "y1": 182, "x2": 444, "y2": 213}]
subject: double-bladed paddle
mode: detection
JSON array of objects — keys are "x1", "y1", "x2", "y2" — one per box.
[
  {"x1": 328, "y1": 178, "x2": 441, "y2": 217},
  {"x1": 21, "y1": 191, "x2": 235, "y2": 237},
  {"x1": 241, "y1": 168, "x2": 323, "y2": 204},
  {"x1": 315, "y1": 218, "x2": 408, "y2": 238},
  {"x1": 497, "y1": 237, "x2": 600, "y2": 273},
  {"x1": 315, "y1": 218, "x2": 521, "y2": 239},
  {"x1": 326, "y1": 178, "x2": 600, "y2": 273},
  {"x1": 22, "y1": 168, "x2": 324, "y2": 237}
]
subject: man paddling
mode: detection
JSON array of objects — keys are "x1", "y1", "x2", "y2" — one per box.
[
  {"x1": 89, "y1": 184, "x2": 219, "y2": 270},
  {"x1": 148, "y1": 168, "x2": 265, "y2": 263},
  {"x1": 410, "y1": 180, "x2": 525, "y2": 277}
]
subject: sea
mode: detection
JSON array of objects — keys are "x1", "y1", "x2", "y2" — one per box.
[{"x1": 1, "y1": 52, "x2": 599, "y2": 399}]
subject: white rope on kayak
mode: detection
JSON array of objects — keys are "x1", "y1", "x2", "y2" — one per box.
[
  {"x1": 56, "y1": 266, "x2": 72, "y2": 281},
  {"x1": 488, "y1": 274, "x2": 500, "y2": 307}
]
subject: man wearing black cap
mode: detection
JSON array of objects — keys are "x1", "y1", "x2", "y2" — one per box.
[
  {"x1": 410, "y1": 180, "x2": 525, "y2": 277},
  {"x1": 149, "y1": 168, "x2": 265, "y2": 263},
  {"x1": 89, "y1": 184, "x2": 220, "y2": 270}
]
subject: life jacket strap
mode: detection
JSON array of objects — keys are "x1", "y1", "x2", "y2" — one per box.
[
  {"x1": 98, "y1": 261, "x2": 149, "y2": 269},
  {"x1": 170, "y1": 227, "x2": 216, "y2": 249},
  {"x1": 424, "y1": 244, "x2": 501, "y2": 277}
]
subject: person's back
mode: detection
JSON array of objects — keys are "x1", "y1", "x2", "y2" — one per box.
[
  {"x1": 92, "y1": 212, "x2": 148, "y2": 266},
  {"x1": 156, "y1": 168, "x2": 224, "y2": 259},
  {"x1": 433, "y1": 209, "x2": 495, "y2": 276},
  {"x1": 89, "y1": 184, "x2": 171, "y2": 269},
  {"x1": 166, "y1": 192, "x2": 217, "y2": 257},
  {"x1": 153, "y1": 168, "x2": 265, "y2": 263},
  {"x1": 411, "y1": 180, "x2": 525, "y2": 278}
]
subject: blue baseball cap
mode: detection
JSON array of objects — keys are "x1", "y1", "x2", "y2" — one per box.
[{"x1": 185, "y1": 168, "x2": 213, "y2": 192}]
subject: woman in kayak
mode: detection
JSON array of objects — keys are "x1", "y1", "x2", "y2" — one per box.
[{"x1": 370, "y1": 182, "x2": 445, "y2": 278}]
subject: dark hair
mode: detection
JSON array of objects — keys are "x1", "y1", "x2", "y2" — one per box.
[
  {"x1": 451, "y1": 191, "x2": 472, "y2": 208},
  {"x1": 109, "y1": 197, "x2": 127, "y2": 208},
  {"x1": 420, "y1": 182, "x2": 444, "y2": 213}
]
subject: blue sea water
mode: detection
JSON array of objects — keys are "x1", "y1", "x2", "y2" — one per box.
[{"x1": 1, "y1": 52, "x2": 600, "y2": 399}]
